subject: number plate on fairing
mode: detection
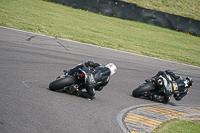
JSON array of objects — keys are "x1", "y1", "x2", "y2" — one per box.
[{"x1": 173, "y1": 83, "x2": 178, "y2": 91}]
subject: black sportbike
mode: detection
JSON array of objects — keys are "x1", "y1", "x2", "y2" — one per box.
[
  {"x1": 132, "y1": 75, "x2": 193, "y2": 103},
  {"x1": 49, "y1": 69, "x2": 87, "y2": 94}
]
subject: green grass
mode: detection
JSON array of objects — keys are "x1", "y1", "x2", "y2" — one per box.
[
  {"x1": 152, "y1": 119, "x2": 200, "y2": 133},
  {"x1": 0, "y1": 0, "x2": 200, "y2": 67},
  {"x1": 123, "y1": 0, "x2": 200, "y2": 21}
]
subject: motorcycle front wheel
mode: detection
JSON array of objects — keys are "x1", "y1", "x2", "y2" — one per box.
[
  {"x1": 132, "y1": 83, "x2": 155, "y2": 97},
  {"x1": 49, "y1": 75, "x2": 76, "y2": 91}
]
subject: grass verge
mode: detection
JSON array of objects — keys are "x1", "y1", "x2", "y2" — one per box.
[
  {"x1": 0, "y1": 0, "x2": 200, "y2": 66},
  {"x1": 152, "y1": 119, "x2": 200, "y2": 133}
]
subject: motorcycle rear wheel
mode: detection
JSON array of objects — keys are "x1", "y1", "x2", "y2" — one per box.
[
  {"x1": 132, "y1": 83, "x2": 155, "y2": 97},
  {"x1": 49, "y1": 75, "x2": 76, "y2": 91}
]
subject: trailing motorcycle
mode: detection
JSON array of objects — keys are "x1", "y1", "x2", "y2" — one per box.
[{"x1": 132, "y1": 74, "x2": 193, "y2": 103}]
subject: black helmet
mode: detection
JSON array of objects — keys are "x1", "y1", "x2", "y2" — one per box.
[
  {"x1": 85, "y1": 61, "x2": 94, "y2": 67},
  {"x1": 186, "y1": 77, "x2": 193, "y2": 87},
  {"x1": 165, "y1": 70, "x2": 172, "y2": 74},
  {"x1": 165, "y1": 70, "x2": 176, "y2": 78}
]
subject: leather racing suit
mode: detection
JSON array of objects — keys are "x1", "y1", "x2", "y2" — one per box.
[
  {"x1": 68, "y1": 61, "x2": 110, "y2": 100},
  {"x1": 150, "y1": 70, "x2": 190, "y2": 103}
]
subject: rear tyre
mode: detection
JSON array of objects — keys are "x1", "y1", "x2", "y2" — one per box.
[
  {"x1": 49, "y1": 76, "x2": 76, "y2": 91},
  {"x1": 132, "y1": 83, "x2": 155, "y2": 97}
]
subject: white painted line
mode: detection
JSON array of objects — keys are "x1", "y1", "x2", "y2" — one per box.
[{"x1": 22, "y1": 80, "x2": 38, "y2": 88}]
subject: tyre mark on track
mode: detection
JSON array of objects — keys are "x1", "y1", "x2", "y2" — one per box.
[{"x1": 26, "y1": 35, "x2": 36, "y2": 41}]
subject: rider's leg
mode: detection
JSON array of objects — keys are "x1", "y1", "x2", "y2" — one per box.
[{"x1": 77, "y1": 85, "x2": 95, "y2": 100}]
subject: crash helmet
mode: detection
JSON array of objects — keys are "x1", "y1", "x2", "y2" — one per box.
[
  {"x1": 105, "y1": 63, "x2": 117, "y2": 76},
  {"x1": 185, "y1": 77, "x2": 193, "y2": 87}
]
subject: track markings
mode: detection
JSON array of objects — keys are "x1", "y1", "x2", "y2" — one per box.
[
  {"x1": 129, "y1": 130, "x2": 140, "y2": 133},
  {"x1": 141, "y1": 106, "x2": 188, "y2": 118},
  {"x1": 125, "y1": 113, "x2": 162, "y2": 127},
  {"x1": 118, "y1": 104, "x2": 200, "y2": 133},
  {"x1": 122, "y1": 105, "x2": 200, "y2": 133},
  {"x1": 186, "y1": 106, "x2": 200, "y2": 111}
]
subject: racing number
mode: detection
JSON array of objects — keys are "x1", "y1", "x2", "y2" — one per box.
[{"x1": 173, "y1": 83, "x2": 178, "y2": 91}]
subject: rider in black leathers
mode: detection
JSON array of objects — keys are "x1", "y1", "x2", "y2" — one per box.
[
  {"x1": 68, "y1": 61, "x2": 117, "y2": 100},
  {"x1": 148, "y1": 70, "x2": 193, "y2": 103}
]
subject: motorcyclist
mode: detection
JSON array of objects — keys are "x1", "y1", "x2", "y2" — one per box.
[
  {"x1": 68, "y1": 61, "x2": 117, "y2": 100},
  {"x1": 147, "y1": 70, "x2": 193, "y2": 103}
]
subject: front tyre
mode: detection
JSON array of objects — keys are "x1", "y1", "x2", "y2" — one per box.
[
  {"x1": 49, "y1": 75, "x2": 76, "y2": 91},
  {"x1": 132, "y1": 83, "x2": 155, "y2": 97}
]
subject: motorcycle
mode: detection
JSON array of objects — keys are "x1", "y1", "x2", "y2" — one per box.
[
  {"x1": 49, "y1": 63, "x2": 117, "y2": 97},
  {"x1": 132, "y1": 75, "x2": 192, "y2": 103},
  {"x1": 49, "y1": 69, "x2": 87, "y2": 94}
]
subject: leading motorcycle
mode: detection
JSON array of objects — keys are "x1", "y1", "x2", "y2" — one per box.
[{"x1": 49, "y1": 69, "x2": 87, "y2": 94}]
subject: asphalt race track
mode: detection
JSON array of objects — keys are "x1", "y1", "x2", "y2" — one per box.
[{"x1": 0, "y1": 26, "x2": 200, "y2": 133}]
